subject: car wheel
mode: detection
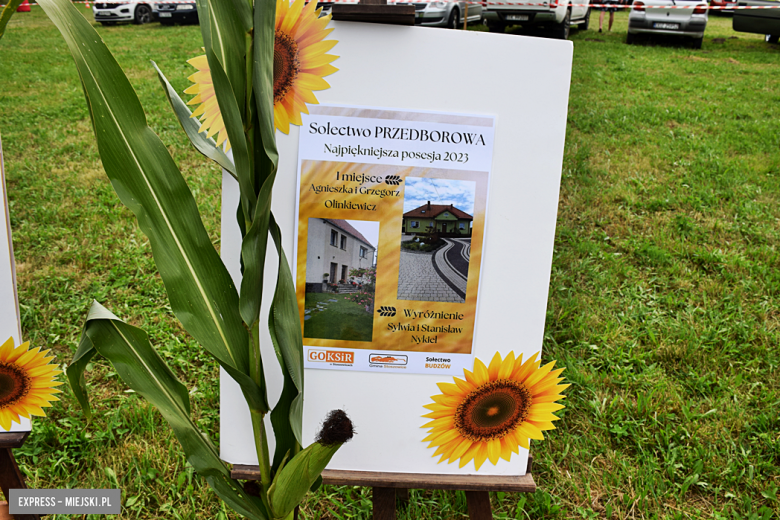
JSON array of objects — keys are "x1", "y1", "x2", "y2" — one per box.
[
  {"x1": 133, "y1": 4, "x2": 152, "y2": 24},
  {"x1": 690, "y1": 36, "x2": 703, "y2": 49},
  {"x1": 766, "y1": 34, "x2": 780, "y2": 44},
  {"x1": 487, "y1": 21, "x2": 505, "y2": 32},
  {"x1": 626, "y1": 31, "x2": 635, "y2": 44},
  {"x1": 579, "y1": 8, "x2": 590, "y2": 30},
  {"x1": 448, "y1": 8, "x2": 460, "y2": 29},
  {"x1": 551, "y1": 8, "x2": 571, "y2": 39}
]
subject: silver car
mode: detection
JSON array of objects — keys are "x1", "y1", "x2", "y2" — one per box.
[
  {"x1": 394, "y1": 0, "x2": 483, "y2": 28},
  {"x1": 627, "y1": 0, "x2": 709, "y2": 47}
]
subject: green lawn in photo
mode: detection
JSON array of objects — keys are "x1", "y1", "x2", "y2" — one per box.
[
  {"x1": 0, "y1": 6, "x2": 778, "y2": 520},
  {"x1": 303, "y1": 292, "x2": 373, "y2": 342}
]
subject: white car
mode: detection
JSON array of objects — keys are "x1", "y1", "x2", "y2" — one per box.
[
  {"x1": 627, "y1": 0, "x2": 708, "y2": 48},
  {"x1": 93, "y1": 1, "x2": 157, "y2": 25},
  {"x1": 399, "y1": 0, "x2": 484, "y2": 29},
  {"x1": 482, "y1": 0, "x2": 591, "y2": 39}
]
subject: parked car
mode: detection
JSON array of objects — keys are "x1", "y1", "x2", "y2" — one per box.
[
  {"x1": 709, "y1": 0, "x2": 738, "y2": 13},
  {"x1": 482, "y1": 0, "x2": 591, "y2": 39},
  {"x1": 391, "y1": 0, "x2": 483, "y2": 29},
  {"x1": 733, "y1": 0, "x2": 780, "y2": 42},
  {"x1": 93, "y1": 1, "x2": 157, "y2": 25},
  {"x1": 155, "y1": 1, "x2": 198, "y2": 25},
  {"x1": 627, "y1": 0, "x2": 709, "y2": 48}
]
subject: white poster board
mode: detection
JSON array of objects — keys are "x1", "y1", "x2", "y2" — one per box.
[
  {"x1": 0, "y1": 135, "x2": 30, "y2": 433},
  {"x1": 220, "y1": 23, "x2": 572, "y2": 476}
]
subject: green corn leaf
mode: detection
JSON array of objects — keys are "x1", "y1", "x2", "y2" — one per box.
[
  {"x1": 0, "y1": 0, "x2": 23, "y2": 43},
  {"x1": 267, "y1": 441, "x2": 341, "y2": 520},
  {"x1": 230, "y1": 0, "x2": 252, "y2": 33},
  {"x1": 67, "y1": 329, "x2": 98, "y2": 421},
  {"x1": 206, "y1": 47, "x2": 256, "y2": 225},
  {"x1": 72, "y1": 301, "x2": 268, "y2": 520},
  {"x1": 194, "y1": 0, "x2": 247, "y2": 123},
  {"x1": 252, "y1": 0, "x2": 279, "y2": 171},
  {"x1": 152, "y1": 61, "x2": 236, "y2": 179},
  {"x1": 37, "y1": 0, "x2": 267, "y2": 414},
  {"x1": 239, "y1": 170, "x2": 275, "y2": 327},
  {"x1": 270, "y1": 371, "x2": 301, "y2": 471},
  {"x1": 268, "y1": 214, "x2": 304, "y2": 448}
]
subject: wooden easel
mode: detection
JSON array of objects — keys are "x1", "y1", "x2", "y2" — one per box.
[
  {"x1": 0, "y1": 432, "x2": 39, "y2": 520},
  {"x1": 232, "y1": 457, "x2": 535, "y2": 520}
]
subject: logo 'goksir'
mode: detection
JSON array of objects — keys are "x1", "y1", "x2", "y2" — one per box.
[{"x1": 307, "y1": 350, "x2": 355, "y2": 364}]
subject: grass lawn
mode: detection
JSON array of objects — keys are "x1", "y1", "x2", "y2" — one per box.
[
  {"x1": 0, "y1": 6, "x2": 778, "y2": 520},
  {"x1": 303, "y1": 292, "x2": 373, "y2": 342}
]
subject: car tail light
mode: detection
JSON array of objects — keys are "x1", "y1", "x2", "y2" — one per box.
[
  {"x1": 633, "y1": 1, "x2": 644, "y2": 11},
  {"x1": 693, "y1": 4, "x2": 707, "y2": 13},
  {"x1": 549, "y1": 0, "x2": 557, "y2": 8}
]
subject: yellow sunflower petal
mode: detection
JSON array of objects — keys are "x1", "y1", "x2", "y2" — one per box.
[
  {"x1": 523, "y1": 361, "x2": 556, "y2": 389},
  {"x1": 517, "y1": 422, "x2": 545, "y2": 440},
  {"x1": 187, "y1": 55, "x2": 209, "y2": 69},
  {"x1": 471, "y1": 358, "x2": 490, "y2": 385},
  {"x1": 527, "y1": 420, "x2": 556, "y2": 432},
  {"x1": 459, "y1": 442, "x2": 482, "y2": 468},
  {"x1": 453, "y1": 376, "x2": 476, "y2": 394},
  {"x1": 473, "y1": 443, "x2": 489, "y2": 471},
  {"x1": 422, "y1": 417, "x2": 454, "y2": 430},
  {"x1": 513, "y1": 358, "x2": 542, "y2": 385},
  {"x1": 486, "y1": 438, "x2": 502, "y2": 465},
  {"x1": 423, "y1": 428, "x2": 460, "y2": 446},
  {"x1": 436, "y1": 382, "x2": 465, "y2": 397},
  {"x1": 499, "y1": 437, "x2": 515, "y2": 461},
  {"x1": 526, "y1": 411, "x2": 560, "y2": 423},
  {"x1": 447, "y1": 438, "x2": 473, "y2": 464},
  {"x1": 487, "y1": 351, "x2": 503, "y2": 380},
  {"x1": 497, "y1": 351, "x2": 515, "y2": 379},
  {"x1": 0, "y1": 411, "x2": 16, "y2": 431},
  {"x1": 530, "y1": 403, "x2": 565, "y2": 413}
]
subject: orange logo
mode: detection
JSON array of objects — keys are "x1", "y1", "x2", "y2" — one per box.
[
  {"x1": 308, "y1": 350, "x2": 355, "y2": 364},
  {"x1": 369, "y1": 353, "x2": 408, "y2": 366}
]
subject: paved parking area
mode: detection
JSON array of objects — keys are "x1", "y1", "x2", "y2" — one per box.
[{"x1": 397, "y1": 249, "x2": 465, "y2": 303}]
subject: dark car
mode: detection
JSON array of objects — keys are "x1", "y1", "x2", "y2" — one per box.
[
  {"x1": 155, "y1": 1, "x2": 198, "y2": 25},
  {"x1": 733, "y1": 0, "x2": 780, "y2": 41}
]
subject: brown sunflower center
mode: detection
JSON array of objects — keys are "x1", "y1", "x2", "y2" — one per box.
[
  {"x1": 0, "y1": 362, "x2": 31, "y2": 408},
  {"x1": 274, "y1": 31, "x2": 299, "y2": 105},
  {"x1": 454, "y1": 379, "x2": 531, "y2": 443}
]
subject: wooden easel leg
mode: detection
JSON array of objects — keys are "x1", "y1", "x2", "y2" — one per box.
[
  {"x1": 0, "y1": 448, "x2": 39, "y2": 520},
  {"x1": 396, "y1": 488, "x2": 409, "y2": 509},
  {"x1": 372, "y1": 487, "x2": 396, "y2": 520},
  {"x1": 465, "y1": 491, "x2": 492, "y2": 520}
]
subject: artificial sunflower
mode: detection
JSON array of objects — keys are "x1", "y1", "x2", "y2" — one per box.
[
  {"x1": 422, "y1": 351, "x2": 567, "y2": 471},
  {"x1": 185, "y1": 0, "x2": 338, "y2": 145},
  {"x1": 0, "y1": 337, "x2": 62, "y2": 431}
]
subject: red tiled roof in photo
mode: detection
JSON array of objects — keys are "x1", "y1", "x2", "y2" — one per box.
[
  {"x1": 325, "y1": 219, "x2": 375, "y2": 248},
  {"x1": 403, "y1": 202, "x2": 473, "y2": 220}
]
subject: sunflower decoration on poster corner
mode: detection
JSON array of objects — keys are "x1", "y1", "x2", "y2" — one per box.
[
  {"x1": 0, "y1": 336, "x2": 62, "y2": 431},
  {"x1": 422, "y1": 351, "x2": 567, "y2": 471},
  {"x1": 185, "y1": 0, "x2": 338, "y2": 145}
]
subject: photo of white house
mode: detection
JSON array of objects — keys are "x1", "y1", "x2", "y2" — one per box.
[
  {"x1": 305, "y1": 218, "x2": 377, "y2": 291},
  {"x1": 304, "y1": 218, "x2": 379, "y2": 342}
]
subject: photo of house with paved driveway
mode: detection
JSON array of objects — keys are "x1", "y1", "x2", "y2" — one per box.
[{"x1": 397, "y1": 178, "x2": 475, "y2": 304}]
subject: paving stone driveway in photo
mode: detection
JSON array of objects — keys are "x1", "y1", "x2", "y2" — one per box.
[{"x1": 397, "y1": 249, "x2": 465, "y2": 303}]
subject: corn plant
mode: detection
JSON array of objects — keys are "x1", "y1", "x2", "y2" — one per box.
[{"x1": 21, "y1": 0, "x2": 351, "y2": 518}]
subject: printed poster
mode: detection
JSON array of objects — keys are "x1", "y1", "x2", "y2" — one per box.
[{"x1": 295, "y1": 105, "x2": 495, "y2": 375}]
